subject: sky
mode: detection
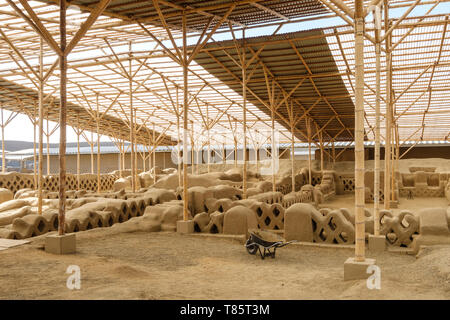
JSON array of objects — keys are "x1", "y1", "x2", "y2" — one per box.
[{"x1": 2, "y1": 1, "x2": 449, "y2": 144}]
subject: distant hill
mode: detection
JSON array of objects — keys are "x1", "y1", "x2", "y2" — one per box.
[{"x1": 3, "y1": 140, "x2": 129, "y2": 152}]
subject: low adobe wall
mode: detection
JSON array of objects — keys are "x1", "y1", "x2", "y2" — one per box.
[{"x1": 0, "y1": 172, "x2": 118, "y2": 194}]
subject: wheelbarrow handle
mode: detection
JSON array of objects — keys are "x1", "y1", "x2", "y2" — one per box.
[{"x1": 277, "y1": 240, "x2": 298, "y2": 247}]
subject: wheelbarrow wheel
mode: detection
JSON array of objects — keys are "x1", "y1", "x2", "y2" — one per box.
[{"x1": 245, "y1": 239, "x2": 258, "y2": 255}]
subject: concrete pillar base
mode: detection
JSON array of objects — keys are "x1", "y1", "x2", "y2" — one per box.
[
  {"x1": 177, "y1": 220, "x2": 194, "y2": 234},
  {"x1": 45, "y1": 233, "x2": 76, "y2": 255},
  {"x1": 368, "y1": 235, "x2": 386, "y2": 253},
  {"x1": 344, "y1": 257, "x2": 376, "y2": 281}
]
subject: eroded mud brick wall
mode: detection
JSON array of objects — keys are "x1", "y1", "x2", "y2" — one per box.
[{"x1": 0, "y1": 172, "x2": 118, "y2": 193}]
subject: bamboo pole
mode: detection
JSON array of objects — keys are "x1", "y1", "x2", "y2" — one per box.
[
  {"x1": 374, "y1": 19, "x2": 381, "y2": 236},
  {"x1": 142, "y1": 148, "x2": 146, "y2": 172},
  {"x1": 38, "y1": 38, "x2": 44, "y2": 215},
  {"x1": 242, "y1": 29, "x2": 248, "y2": 199},
  {"x1": 189, "y1": 139, "x2": 193, "y2": 174},
  {"x1": 319, "y1": 129, "x2": 324, "y2": 172},
  {"x1": 129, "y1": 63, "x2": 135, "y2": 192},
  {"x1": 76, "y1": 113, "x2": 80, "y2": 190},
  {"x1": 118, "y1": 143, "x2": 121, "y2": 175},
  {"x1": 148, "y1": 130, "x2": 153, "y2": 171},
  {"x1": 118, "y1": 129, "x2": 122, "y2": 177},
  {"x1": 134, "y1": 108, "x2": 138, "y2": 185},
  {"x1": 176, "y1": 98, "x2": 182, "y2": 187},
  {"x1": 354, "y1": 0, "x2": 365, "y2": 262},
  {"x1": 291, "y1": 123, "x2": 295, "y2": 193},
  {"x1": 90, "y1": 131, "x2": 94, "y2": 174},
  {"x1": 307, "y1": 117, "x2": 312, "y2": 184},
  {"x1": 1, "y1": 107, "x2": 5, "y2": 173},
  {"x1": 46, "y1": 117, "x2": 50, "y2": 175},
  {"x1": 191, "y1": 129, "x2": 195, "y2": 175},
  {"x1": 223, "y1": 143, "x2": 226, "y2": 165},
  {"x1": 121, "y1": 139, "x2": 125, "y2": 172},
  {"x1": 391, "y1": 117, "x2": 396, "y2": 202},
  {"x1": 33, "y1": 104, "x2": 37, "y2": 188},
  {"x1": 96, "y1": 93, "x2": 101, "y2": 193},
  {"x1": 153, "y1": 122, "x2": 156, "y2": 183},
  {"x1": 207, "y1": 104, "x2": 211, "y2": 173},
  {"x1": 395, "y1": 123, "x2": 400, "y2": 191},
  {"x1": 58, "y1": 0, "x2": 67, "y2": 235},
  {"x1": 182, "y1": 12, "x2": 189, "y2": 221},
  {"x1": 271, "y1": 95, "x2": 276, "y2": 193},
  {"x1": 332, "y1": 141, "x2": 335, "y2": 169},
  {"x1": 384, "y1": 9, "x2": 392, "y2": 210}
]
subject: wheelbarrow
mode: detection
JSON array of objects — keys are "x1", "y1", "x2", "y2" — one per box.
[{"x1": 245, "y1": 229, "x2": 296, "y2": 259}]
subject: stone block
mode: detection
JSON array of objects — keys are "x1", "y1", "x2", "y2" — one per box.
[
  {"x1": 344, "y1": 257, "x2": 376, "y2": 281},
  {"x1": 45, "y1": 233, "x2": 76, "y2": 255},
  {"x1": 176, "y1": 220, "x2": 194, "y2": 234}
]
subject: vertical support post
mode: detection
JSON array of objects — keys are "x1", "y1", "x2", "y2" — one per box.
[
  {"x1": 354, "y1": 3, "x2": 365, "y2": 262},
  {"x1": 391, "y1": 118, "x2": 396, "y2": 202},
  {"x1": 76, "y1": 113, "x2": 80, "y2": 190},
  {"x1": 182, "y1": 12, "x2": 189, "y2": 221},
  {"x1": 177, "y1": 108, "x2": 182, "y2": 187},
  {"x1": 118, "y1": 129, "x2": 122, "y2": 178},
  {"x1": 90, "y1": 131, "x2": 94, "y2": 174},
  {"x1": 223, "y1": 143, "x2": 226, "y2": 165},
  {"x1": 129, "y1": 46, "x2": 135, "y2": 193},
  {"x1": 306, "y1": 117, "x2": 312, "y2": 185},
  {"x1": 384, "y1": 7, "x2": 391, "y2": 210},
  {"x1": 142, "y1": 149, "x2": 146, "y2": 172},
  {"x1": 58, "y1": 0, "x2": 67, "y2": 235},
  {"x1": 148, "y1": 130, "x2": 153, "y2": 171},
  {"x1": 33, "y1": 104, "x2": 37, "y2": 188},
  {"x1": 271, "y1": 95, "x2": 276, "y2": 192},
  {"x1": 291, "y1": 123, "x2": 295, "y2": 193},
  {"x1": 1, "y1": 107, "x2": 5, "y2": 173},
  {"x1": 207, "y1": 104, "x2": 211, "y2": 173},
  {"x1": 121, "y1": 138, "x2": 125, "y2": 172},
  {"x1": 191, "y1": 129, "x2": 195, "y2": 174},
  {"x1": 319, "y1": 131, "x2": 324, "y2": 172},
  {"x1": 46, "y1": 114, "x2": 50, "y2": 175},
  {"x1": 153, "y1": 122, "x2": 156, "y2": 183},
  {"x1": 374, "y1": 21, "x2": 381, "y2": 236},
  {"x1": 242, "y1": 29, "x2": 248, "y2": 199},
  {"x1": 134, "y1": 108, "x2": 138, "y2": 184},
  {"x1": 96, "y1": 93, "x2": 101, "y2": 193},
  {"x1": 38, "y1": 38, "x2": 44, "y2": 215},
  {"x1": 332, "y1": 140, "x2": 335, "y2": 169}
]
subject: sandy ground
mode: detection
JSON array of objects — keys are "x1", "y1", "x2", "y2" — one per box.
[{"x1": 0, "y1": 225, "x2": 449, "y2": 299}]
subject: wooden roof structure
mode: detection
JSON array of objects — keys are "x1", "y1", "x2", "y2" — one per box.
[
  {"x1": 0, "y1": 0, "x2": 448, "y2": 147},
  {"x1": 192, "y1": 29, "x2": 355, "y2": 142},
  {"x1": 39, "y1": 0, "x2": 328, "y2": 30}
]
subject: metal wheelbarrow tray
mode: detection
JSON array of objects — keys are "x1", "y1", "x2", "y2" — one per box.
[{"x1": 245, "y1": 229, "x2": 296, "y2": 259}]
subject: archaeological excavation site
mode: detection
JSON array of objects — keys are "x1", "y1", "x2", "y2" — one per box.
[{"x1": 0, "y1": 0, "x2": 449, "y2": 302}]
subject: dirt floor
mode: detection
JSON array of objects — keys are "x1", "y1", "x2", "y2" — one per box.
[{"x1": 0, "y1": 223, "x2": 449, "y2": 299}]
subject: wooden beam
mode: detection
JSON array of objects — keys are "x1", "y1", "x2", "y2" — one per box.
[
  {"x1": 58, "y1": 0, "x2": 67, "y2": 235},
  {"x1": 9, "y1": 0, "x2": 63, "y2": 56},
  {"x1": 65, "y1": 0, "x2": 112, "y2": 56}
]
